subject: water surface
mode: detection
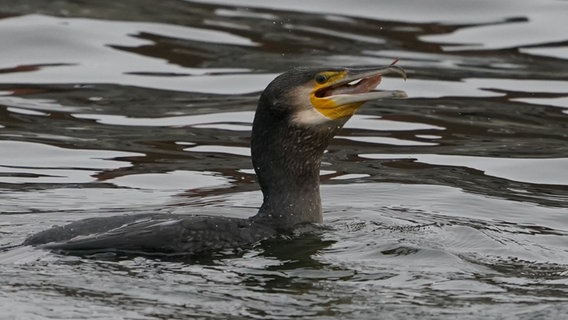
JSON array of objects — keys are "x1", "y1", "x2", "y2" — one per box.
[{"x1": 0, "y1": 0, "x2": 567, "y2": 319}]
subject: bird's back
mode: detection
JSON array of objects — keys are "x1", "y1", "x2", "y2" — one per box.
[{"x1": 24, "y1": 214, "x2": 277, "y2": 256}]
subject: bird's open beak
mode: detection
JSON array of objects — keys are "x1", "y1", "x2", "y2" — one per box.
[{"x1": 310, "y1": 65, "x2": 407, "y2": 120}]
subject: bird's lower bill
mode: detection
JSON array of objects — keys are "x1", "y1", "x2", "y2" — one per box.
[{"x1": 310, "y1": 72, "x2": 407, "y2": 120}]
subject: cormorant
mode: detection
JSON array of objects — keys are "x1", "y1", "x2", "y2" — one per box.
[{"x1": 23, "y1": 65, "x2": 407, "y2": 256}]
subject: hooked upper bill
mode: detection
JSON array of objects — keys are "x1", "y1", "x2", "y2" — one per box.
[{"x1": 310, "y1": 65, "x2": 408, "y2": 120}]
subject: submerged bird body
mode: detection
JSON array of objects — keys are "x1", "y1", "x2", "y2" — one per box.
[
  {"x1": 24, "y1": 65, "x2": 407, "y2": 256},
  {"x1": 25, "y1": 214, "x2": 275, "y2": 255}
]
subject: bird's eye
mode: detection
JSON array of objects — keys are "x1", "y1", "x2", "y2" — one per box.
[{"x1": 315, "y1": 74, "x2": 327, "y2": 84}]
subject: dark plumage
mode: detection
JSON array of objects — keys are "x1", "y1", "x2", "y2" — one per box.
[
  {"x1": 24, "y1": 65, "x2": 407, "y2": 256},
  {"x1": 25, "y1": 214, "x2": 275, "y2": 255}
]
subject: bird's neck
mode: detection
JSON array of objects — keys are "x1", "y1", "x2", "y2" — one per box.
[
  {"x1": 251, "y1": 148, "x2": 324, "y2": 228},
  {"x1": 250, "y1": 113, "x2": 339, "y2": 229}
]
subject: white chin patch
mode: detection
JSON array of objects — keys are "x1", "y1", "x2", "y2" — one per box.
[
  {"x1": 288, "y1": 86, "x2": 332, "y2": 126},
  {"x1": 291, "y1": 107, "x2": 332, "y2": 126}
]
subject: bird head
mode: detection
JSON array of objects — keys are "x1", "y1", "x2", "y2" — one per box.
[{"x1": 258, "y1": 63, "x2": 407, "y2": 126}]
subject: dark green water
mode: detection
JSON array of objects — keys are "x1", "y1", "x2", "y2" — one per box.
[{"x1": 0, "y1": 0, "x2": 567, "y2": 319}]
